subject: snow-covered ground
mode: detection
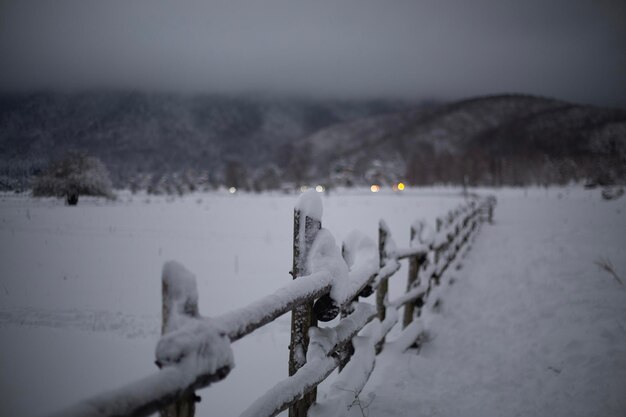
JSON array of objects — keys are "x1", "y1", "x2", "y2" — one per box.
[
  {"x1": 356, "y1": 188, "x2": 626, "y2": 417},
  {"x1": 1, "y1": 187, "x2": 624, "y2": 417},
  {"x1": 0, "y1": 188, "x2": 462, "y2": 417}
]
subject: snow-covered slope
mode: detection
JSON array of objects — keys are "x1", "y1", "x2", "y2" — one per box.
[{"x1": 352, "y1": 188, "x2": 626, "y2": 417}]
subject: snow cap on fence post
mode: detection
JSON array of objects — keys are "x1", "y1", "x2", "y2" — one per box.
[
  {"x1": 295, "y1": 189, "x2": 323, "y2": 221},
  {"x1": 159, "y1": 261, "x2": 200, "y2": 417},
  {"x1": 412, "y1": 218, "x2": 435, "y2": 248},
  {"x1": 310, "y1": 229, "x2": 348, "y2": 322},
  {"x1": 292, "y1": 189, "x2": 324, "y2": 283},
  {"x1": 342, "y1": 230, "x2": 378, "y2": 298},
  {"x1": 162, "y1": 260, "x2": 199, "y2": 334},
  {"x1": 157, "y1": 263, "x2": 233, "y2": 408}
]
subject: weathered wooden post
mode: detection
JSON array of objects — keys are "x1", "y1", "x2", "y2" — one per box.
[
  {"x1": 433, "y1": 217, "x2": 443, "y2": 286},
  {"x1": 376, "y1": 220, "x2": 389, "y2": 323},
  {"x1": 403, "y1": 224, "x2": 423, "y2": 328},
  {"x1": 289, "y1": 191, "x2": 322, "y2": 417},
  {"x1": 337, "y1": 243, "x2": 355, "y2": 371},
  {"x1": 159, "y1": 262, "x2": 200, "y2": 417},
  {"x1": 375, "y1": 220, "x2": 390, "y2": 353}
]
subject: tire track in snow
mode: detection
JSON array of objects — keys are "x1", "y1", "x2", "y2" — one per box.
[
  {"x1": 0, "y1": 305, "x2": 293, "y2": 339},
  {"x1": 0, "y1": 307, "x2": 160, "y2": 339}
]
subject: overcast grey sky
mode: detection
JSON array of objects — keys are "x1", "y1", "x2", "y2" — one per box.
[{"x1": 1, "y1": 0, "x2": 624, "y2": 107}]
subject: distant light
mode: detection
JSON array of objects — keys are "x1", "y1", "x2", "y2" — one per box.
[
  {"x1": 397, "y1": 182, "x2": 405, "y2": 191},
  {"x1": 315, "y1": 185, "x2": 325, "y2": 193},
  {"x1": 370, "y1": 184, "x2": 380, "y2": 193},
  {"x1": 300, "y1": 185, "x2": 309, "y2": 193},
  {"x1": 229, "y1": 187, "x2": 237, "y2": 194}
]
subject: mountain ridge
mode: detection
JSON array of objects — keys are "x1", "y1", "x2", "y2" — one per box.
[{"x1": 1, "y1": 92, "x2": 624, "y2": 191}]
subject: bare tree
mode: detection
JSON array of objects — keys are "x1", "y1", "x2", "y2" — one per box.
[{"x1": 33, "y1": 151, "x2": 114, "y2": 205}]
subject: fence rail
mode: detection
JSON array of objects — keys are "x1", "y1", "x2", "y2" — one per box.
[{"x1": 49, "y1": 192, "x2": 496, "y2": 417}]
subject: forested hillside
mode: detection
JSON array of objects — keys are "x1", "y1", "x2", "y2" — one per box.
[
  {"x1": 1, "y1": 92, "x2": 624, "y2": 191},
  {"x1": 0, "y1": 92, "x2": 412, "y2": 190},
  {"x1": 303, "y1": 94, "x2": 626, "y2": 187}
]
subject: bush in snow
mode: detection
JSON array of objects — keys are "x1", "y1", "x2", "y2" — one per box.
[{"x1": 33, "y1": 151, "x2": 114, "y2": 205}]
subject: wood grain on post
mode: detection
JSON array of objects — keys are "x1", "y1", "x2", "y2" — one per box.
[
  {"x1": 375, "y1": 221, "x2": 389, "y2": 353},
  {"x1": 433, "y1": 217, "x2": 442, "y2": 286},
  {"x1": 337, "y1": 242, "x2": 356, "y2": 372},
  {"x1": 402, "y1": 225, "x2": 421, "y2": 329},
  {"x1": 376, "y1": 221, "x2": 389, "y2": 322},
  {"x1": 288, "y1": 210, "x2": 321, "y2": 417}
]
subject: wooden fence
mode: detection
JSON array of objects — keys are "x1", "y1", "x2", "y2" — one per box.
[{"x1": 50, "y1": 192, "x2": 496, "y2": 417}]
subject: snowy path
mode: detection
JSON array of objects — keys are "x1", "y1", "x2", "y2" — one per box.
[{"x1": 354, "y1": 191, "x2": 626, "y2": 417}]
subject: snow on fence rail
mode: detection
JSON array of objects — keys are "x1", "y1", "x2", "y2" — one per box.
[{"x1": 49, "y1": 191, "x2": 496, "y2": 417}]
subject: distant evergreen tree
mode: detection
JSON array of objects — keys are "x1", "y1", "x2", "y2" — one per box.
[
  {"x1": 252, "y1": 165, "x2": 282, "y2": 192},
  {"x1": 33, "y1": 151, "x2": 114, "y2": 205},
  {"x1": 224, "y1": 159, "x2": 249, "y2": 190}
]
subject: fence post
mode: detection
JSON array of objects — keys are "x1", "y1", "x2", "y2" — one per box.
[
  {"x1": 159, "y1": 263, "x2": 200, "y2": 417},
  {"x1": 337, "y1": 243, "x2": 355, "y2": 371},
  {"x1": 375, "y1": 221, "x2": 389, "y2": 353},
  {"x1": 403, "y1": 225, "x2": 422, "y2": 328},
  {"x1": 433, "y1": 217, "x2": 443, "y2": 286},
  {"x1": 376, "y1": 221, "x2": 389, "y2": 322},
  {"x1": 288, "y1": 207, "x2": 321, "y2": 417}
]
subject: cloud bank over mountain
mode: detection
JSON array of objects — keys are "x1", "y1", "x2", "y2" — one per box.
[{"x1": 1, "y1": 0, "x2": 625, "y2": 107}]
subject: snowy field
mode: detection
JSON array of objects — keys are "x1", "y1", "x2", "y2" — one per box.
[
  {"x1": 1, "y1": 187, "x2": 624, "y2": 417},
  {"x1": 0, "y1": 188, "x2": 462, "y2": 417}
]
